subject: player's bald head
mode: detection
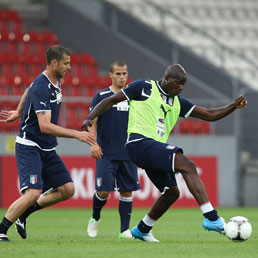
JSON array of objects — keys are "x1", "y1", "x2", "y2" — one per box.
[{"x1": 164, "y1": 64, "x2": 186, "y2": 82}]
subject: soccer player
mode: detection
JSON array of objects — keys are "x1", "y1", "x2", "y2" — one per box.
[
  {"x1": 82, "y1": 64, "x2": 247, "y2": 242},
  {"x1": 87, "y1": 61, "x2": 140, "y2": 239},
  {"x1": 0, "y1": 45, "x2": 96, "y2": 242}
]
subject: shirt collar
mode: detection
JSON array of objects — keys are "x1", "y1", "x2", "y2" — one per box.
[
  {"x1": 156, "y1": 81, "x2": 169, "y2": 96},
  {"x1": 43, "y1": 71, "x2": 60, "y2": 89}
]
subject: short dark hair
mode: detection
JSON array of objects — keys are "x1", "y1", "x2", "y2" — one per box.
[
  {"x1": 46, "y1": 45, "x2": 70, "y2": 65},
  {"x1": 109, "y1": 60, "x2": 127, "y2": 73}
]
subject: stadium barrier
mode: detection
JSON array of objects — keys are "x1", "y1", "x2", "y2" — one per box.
[{"x1": 0, "y1": 155, "x2": 218, "y2": 208}]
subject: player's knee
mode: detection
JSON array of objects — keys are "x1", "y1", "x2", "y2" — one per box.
[
  {"x1": 179, "y1": 158, "x2": 197, "y2": 175},
  {"x1": 175, "y1": 153, "x2": 197, "y2": 175},
  {"x1": 185, "y1": 159, "x2": 197, "y2": 174},
  {"x1": 24, "y1": 188, "x2": 42, "y2": 203},
  {"x1": 60, "y1": 182, "x2": 75, "y2": 200},
  {"x1": 119, "y1": 191, "x2": 132, "y2": 198},
  {"x1": 163, "y1": 186, "x2": 180, "y2": 203},
  {"x1": 97, "y1": 191, "x2": 110, "y2": 199}
]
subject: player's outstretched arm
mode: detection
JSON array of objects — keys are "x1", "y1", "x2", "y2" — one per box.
[
  {"x1": 0, "y1": 87, "x2": 29, "y2": 123},
  {"x1": 0, "y1": 110, "x2": 21, "y2": 123},
  {"x1": 82, "y1": 91, "x2": 126, "y2": 131},
  {"x1": 190, "y1": 95, "x2": 247, "y2": 121}
]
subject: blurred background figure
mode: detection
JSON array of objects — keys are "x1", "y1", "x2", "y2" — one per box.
[{"x1": 86, "y1": 60, "x2": 140, "y2": 239}]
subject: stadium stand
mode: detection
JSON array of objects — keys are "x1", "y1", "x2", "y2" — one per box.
[
  {"x1": 179, "y1": 119, "x2": 211, "y2": 135},
  {"x1": 0, "y1": 8, "x2": 111, "y2": 132},
  {"x1": 106, "y1": 0, "x2": 258, "y2": 90}
]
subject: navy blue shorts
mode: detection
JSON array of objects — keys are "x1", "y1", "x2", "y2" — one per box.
[
  {"x1": 125, "y1": 138, "x2": 183, "y2": 192},
  {"x1": 16, "y1": 143, "x2": 73, "y2": 193},
  {"x1": 95, "y1": 158, "x2": 140, "y2": 192}
]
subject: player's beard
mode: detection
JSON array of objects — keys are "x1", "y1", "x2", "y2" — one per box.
[{"x1": 55, "y1": 70, "x2": 64, "y2": 80}]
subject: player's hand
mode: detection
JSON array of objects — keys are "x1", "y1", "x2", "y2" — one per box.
[
  {"x1": 0, "y1": 110, "x2": 21, "y2": 123},
  {"x1": 81, "y1": 118, "x2": 93, "y2": 132},
  {"x1": 90, "y1": 144, "x2": 103, "y2": 160},
  {"x1": 76, "y1": 131, "x2": 96, "y2": 146},
  {"x1": 234, "y1": 95, "x2": 247, "y2": 109}
]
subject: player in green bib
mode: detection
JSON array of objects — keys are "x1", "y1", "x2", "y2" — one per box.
[{"x1": 82, "y1": 64, "x2": 247, "y2": 242}]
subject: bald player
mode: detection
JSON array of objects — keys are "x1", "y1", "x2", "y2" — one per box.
[{"x1": 82, "y1": 64, "x2": 247, "y2": 242}]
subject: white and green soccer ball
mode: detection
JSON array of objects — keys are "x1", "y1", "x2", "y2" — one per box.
[{"x1": 225, "y1": 216, "x2": 252, "y2": 242}]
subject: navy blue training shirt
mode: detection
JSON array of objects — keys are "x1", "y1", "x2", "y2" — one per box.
[
  {"x1": 90, "y1": 86, "x2": 130, "y2": 160},
  {"x1": 16, "y1": 72, "x2": 62, "y2": 150},
  {"x1": 122, "y1": 80, "x2": 195, "y2": 117}
]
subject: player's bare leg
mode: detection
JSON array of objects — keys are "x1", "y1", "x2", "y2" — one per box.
[
  {"x1": 37, "y1": 182, "x2": 75, "y2": 208},
  {"x1": 148, "y1": 186, "x2": 180, "y2": 220},
  {"x1": 175, "y1": 152, "x2": 225, "y2": 234},
  {"x1": 15, "y1": 182, "x2": 74, "y2": 239},
  {"x1": 174, "y1": 152, "x2": 209, "y2": 205},
  {"x1": 0, "y1": 188, "x2": 42, "y2": 241}
]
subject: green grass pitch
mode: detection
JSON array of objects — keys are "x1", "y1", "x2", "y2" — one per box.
[{"x1": 0, "y1": 207, "x2": 257, "y2": 258}]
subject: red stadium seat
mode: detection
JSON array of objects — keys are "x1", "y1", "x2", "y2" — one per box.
[
  {"x1": 6, "y1": 42, "x2": 19, "y2": 56},
  {"x1": 41, "y1": 31, "x2": 59, "y2": 44},
  {"x1": 99, "y1": 76, "x2": 112, "y2": 88},
  {"x1": 79, "y1": 77, "x2": 100, "y2": 97},
  {"x1": 64, "y1": 102, "x2": 90, "y2": 129},
  {"x1": 1, "y1": 9, "x2": 22, "y2": 22},
  {"x1": 179, "y1": 119, "x2": 211, "y2": 135},
  {"x1": 70, "y1": 63, "x2": 84, "y2": 77},
  {"x1": 0, "y1": 85, "x2": 8, "y2": 95},
  {"x1": 19, "y1": 41, "x2": 34, "y2": 55},
  {"x1": 9, "y1": 21, "x2": 23, "y2": 34},
  {"x1": 0, "y1": 21, "x2": 9, "y2": 34},
  {"x1": 62, "y1": 76, "x2": 83, "y2": 96},
  {"x1": 195, "y1": 120, "x2": 211, "y2": 134},
  {"x1": 30, "y1": 65, "x2": 42, "y2": 77},
  {"x1": 34, "y1": 42, "x2": 47, "y2": 54},
  {"x1": 179, "y1": 119, "x2": 194, "y2": 135},
  {"x1": 15, "y1": 64, "x2": 29, "y2": 77},
  {"x1": 2, "y1": 64, "x2": 14, "y2": 76}
]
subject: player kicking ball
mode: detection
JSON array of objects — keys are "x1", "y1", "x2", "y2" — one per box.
[{"x1": 82, "y1": 64, "x2": 247, "y2": 242}]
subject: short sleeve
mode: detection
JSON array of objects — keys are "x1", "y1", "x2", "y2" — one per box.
[
  {"x1": 31, "y1": 84, "x2": 51, "y2": 113},
  {"x1": 179, "y1": 96, "x2": 195, "y2": 118},
  {"x1": 89, "y1": 92, "x2": 101, "y2": 112},
  {"x1": 122, "y1": 80, "x2": 151, "y2": 101}
]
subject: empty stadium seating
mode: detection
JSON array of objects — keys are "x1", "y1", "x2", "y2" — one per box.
[
  {"x1": 1, "y1": 7, "x2": 211, "y2": 135},
  {"x1": 0, "y1": 8, "x2": 110, "y2": 133},
  {"x1": 179, "y1": 119, "x2": 211, "y2": 135},
  {"x1": 107, "y1": 0, "x2": 258, "y2": 90}
]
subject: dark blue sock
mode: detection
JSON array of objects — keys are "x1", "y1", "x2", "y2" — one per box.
[
  {"x1": 119, "y1": 199, "x2": 132, "y2": 233},
  {"x1": 0, "y1": 217, "x2": 13, "y2": 234},
  {"x1": 138, "y1": 220, "x2": 152, "y2": 234},
  {"x1": 20, "y1": 202, "x2": 42, "y2": 221},
  {"x1": 203, "y1": 210, "x2": 219, "y2": 221},
  {"x1": 92, "y1": 192, "x2": 107, "y2": 221}
]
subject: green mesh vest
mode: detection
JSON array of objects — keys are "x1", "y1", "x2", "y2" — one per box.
[{"x1": 128, "y1": 80, "x2": 181, "y2": 143}]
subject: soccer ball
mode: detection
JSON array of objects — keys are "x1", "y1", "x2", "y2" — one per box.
[{"x1": 225, "y1": 216, "x2": 252, "y2": 242}]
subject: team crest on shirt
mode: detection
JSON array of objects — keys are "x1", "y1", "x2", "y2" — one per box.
[
  {"x1": 30, "y1": 175, "x2": 38, "y2": 184},
  {"x1": 96, "y1": 177, "x2": 102, "y2": 187},
  {"x1": 166, "y1": 145, "x2": 175, "y2": 150},
  {"x1": 168, "y1": 97, "x2": 174, "y2": 106}
]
